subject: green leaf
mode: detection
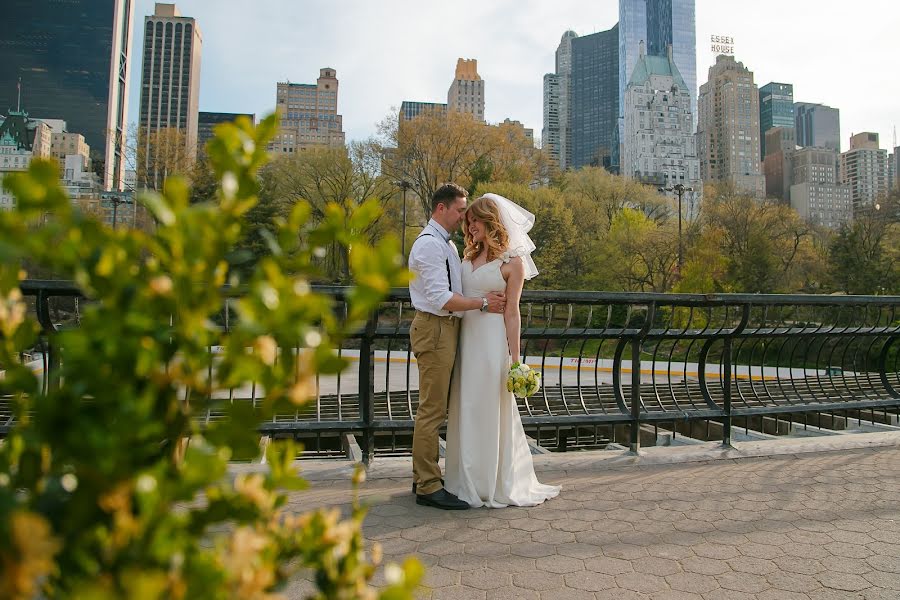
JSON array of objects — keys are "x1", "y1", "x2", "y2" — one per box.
[{"x1": 203, "y1": 402, "x2": 263, "y2": 461}]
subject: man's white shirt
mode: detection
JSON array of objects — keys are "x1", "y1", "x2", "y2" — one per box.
[{"x1": 408, "y1": 219, "x2": 464, "y2": 317}]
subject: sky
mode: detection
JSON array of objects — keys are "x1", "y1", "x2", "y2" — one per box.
[{"x1": 127, "y1": 0, "x2": 900, "y2": 152}]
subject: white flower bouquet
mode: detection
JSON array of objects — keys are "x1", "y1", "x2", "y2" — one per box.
[{"x1": 506, "y1": 361, "x2": 542, "y2": 398}]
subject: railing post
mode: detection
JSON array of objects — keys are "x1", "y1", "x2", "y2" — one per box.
[
  {"x1": 630, "y1": 337, "x2": 641, "y2": 454},
  {"x1": 722, "y1": 337, "x2": 733, "y2": 446},
  {"x1": 359, "y1": 314, "x2": 377, "y2": 466},
  {"x1": 880, "y1": 338, "x2": 899, "y2": 399},
  {"x1": 629, "y1": 302, "x2": 655, "y2": 454},
  {"x1": 35, "y1": 289, "x2": 60, "y2": 392}
]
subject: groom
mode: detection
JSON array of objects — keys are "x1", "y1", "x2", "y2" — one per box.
[{"x1": 407, "y1": 183, "x2": 506, "y2": 510}]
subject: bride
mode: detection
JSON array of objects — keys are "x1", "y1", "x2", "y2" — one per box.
[{"x1": 444, "y1": 193, "x2": 561, "y2": 508}]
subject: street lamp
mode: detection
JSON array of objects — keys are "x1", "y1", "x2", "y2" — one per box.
[
  {"x1": 107, "y1": 193, "x2": 128, "y2": 231},
  {"x1": 658, "y1": 183, "x2": 694, "y2": 273},
  {"x1": 396, "y1": 180, "x2": 412, "y2": 263}
]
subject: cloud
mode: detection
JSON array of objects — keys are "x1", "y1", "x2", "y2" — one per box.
[{"x1": 128, "y1": 0, "x2": 899, "y2": 151}]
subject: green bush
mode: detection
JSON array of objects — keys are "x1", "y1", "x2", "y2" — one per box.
[{"x1": 0, "y1": 115, "x2": 420, "y2": 599}]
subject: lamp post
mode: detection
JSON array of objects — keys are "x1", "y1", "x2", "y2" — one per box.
[
  {"x1": 396, "y1": 180, "x2": 412, "y2": 262},
  {"x1": 658, "y1": 183, "x2": 693, "y2": 273},
  {"x1": 109, "y1": 194, "x2": 126, "y2": 231}
]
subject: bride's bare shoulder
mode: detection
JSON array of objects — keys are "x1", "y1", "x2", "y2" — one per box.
[{"x1": 500, "y1": 254, "x2": 524, "y2": 278}]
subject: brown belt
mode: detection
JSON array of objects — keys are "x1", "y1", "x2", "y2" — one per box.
[{"x1": 415, "y1": 310, "x2": 460, "y2": 322}]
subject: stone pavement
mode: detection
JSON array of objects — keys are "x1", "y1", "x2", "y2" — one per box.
[{"x1": 275, "y1": 432, "x2": 900, "y2": 599}]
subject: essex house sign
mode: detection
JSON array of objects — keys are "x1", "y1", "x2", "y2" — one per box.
[{"x1": 710, "y1": 34, "x2": 735, "y2": 55}]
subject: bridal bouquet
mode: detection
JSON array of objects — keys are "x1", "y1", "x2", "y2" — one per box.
[{"x1": 507, "y1": 362, "x2": 542, "y2": 398}]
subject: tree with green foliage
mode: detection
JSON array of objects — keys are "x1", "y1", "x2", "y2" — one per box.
[
  {"x1": 701, "y1": 184, "x2": 817, "y2": 293},
  {"x1": 828, "y1": 210, "x2": 900, "y2": 294},
  {"x1": 378, "y1": 110, "x2": 550, "y2": 220},
  {"x1": 600, "y1": 208, "x2": 679, "y2": 292},
  {"x1": 264, "y1": 141, "x2": 398, "y2": 282},
  {"x1": 674, "y1": 227, "x2": 732, "y2": 293},
  {"x1": 0, "y1": 115, "x2": 421, "y2": 599}
]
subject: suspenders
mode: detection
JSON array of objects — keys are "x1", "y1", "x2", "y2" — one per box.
[{"x1": 417, "y1": 229, "x2": 453, "y2": 292}]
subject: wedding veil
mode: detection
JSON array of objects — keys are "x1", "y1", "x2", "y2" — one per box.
[{"x1": 478, "y1": 193, "x2": 539, "y2": 280}]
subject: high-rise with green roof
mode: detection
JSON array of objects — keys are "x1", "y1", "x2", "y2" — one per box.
[{"x1": 621, "y1": 44, "x2": 699, "y2": 191}]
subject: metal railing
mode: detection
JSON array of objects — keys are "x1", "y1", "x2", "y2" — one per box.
[{"x1": 5, "y1": 281, "x2": 900, "y2": 462}]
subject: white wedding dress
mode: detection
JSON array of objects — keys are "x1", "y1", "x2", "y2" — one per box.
[{"x1": 444, "y1": 257, "x2": 561, "y2": 508}]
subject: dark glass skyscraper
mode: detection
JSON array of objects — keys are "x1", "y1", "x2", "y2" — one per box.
[
  {"x1": 571, "y1": 25, "x2": 619, "y2": 169},
  {"x1": 197, "y1": 112, "x2": 255, "y2": 157},
  {"x1": 619, "y1": 0, "x2": 696, "y2": 124},
  {"x1": 795, "y1": 102, "x2": 841, "y2": 153},
  {"x1": 0, "y1": 0, "x2": 134, "y2": 190},
  {"x1": 759, "y1": 82, "x2": 794, "y2": 157}
]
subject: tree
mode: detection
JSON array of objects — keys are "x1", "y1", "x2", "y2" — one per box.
[
  {"x1": 378, "y1": 111, "x2": 549, "y2": 220},
  {"x1": 135, "y1": 126, "x2": 196, "y2": 191},
  {"x1": 828, "y1": 209, "x2": 900, "y2": 294},
  {"x1": 701, "y1": 183, "x2": 819, "y2": 292},
  {"x1": 602, "y1": 209, "x2": 679, "y2": 292},
  {"x1": 675, "y1": 227, "x2": 732, "y2": 293},
  {"x1": 560, "y1": 168, "x2": 669, "y2": 233},
  {"x1": 187, "y1": 154, "x2": 219, "y2": 205},
  {"x1": 0, "y1": 116, "x2": 421, "y2": 599},
  {"x1": 265, "y1": 141, "x2": 398, "y2": 281}
]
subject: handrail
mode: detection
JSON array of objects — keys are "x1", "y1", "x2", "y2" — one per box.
[{"x1": 6, "y1": 280, "x2": 900, "y2": 462}]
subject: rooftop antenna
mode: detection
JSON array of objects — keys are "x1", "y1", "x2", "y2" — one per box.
[
  {"x1": 893, "y1": 125, "x2": 897, "y2": 148},
  {"x1": 16, "y1": 77, "x2": 22, "y2": 112}
]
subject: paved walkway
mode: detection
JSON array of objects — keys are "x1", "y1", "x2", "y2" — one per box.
[{"x1": 275, "y1": 433, "x2": 900, "y2": 599}]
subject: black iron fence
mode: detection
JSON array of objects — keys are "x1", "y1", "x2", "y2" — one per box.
[{"x1": 5, "y1": 281, "x2": 900, "y2": 461}]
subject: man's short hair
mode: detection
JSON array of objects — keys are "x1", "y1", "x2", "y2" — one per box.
[{"x1": 431, "y1": 183, "x2": 468, "y2": 212}]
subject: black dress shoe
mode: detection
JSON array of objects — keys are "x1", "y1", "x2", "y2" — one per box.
[
  {"x1": 416, "y1": 488, "x2": 470, "y2": 510},
  {"x1": 412, "y1": 479, "x2": 444, "y2": 494}
]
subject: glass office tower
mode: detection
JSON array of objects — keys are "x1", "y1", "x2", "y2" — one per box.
[
  {"x1": 618, "y1": 0, "x2": 696, "y2": 124},
  {"x1": 759, "y1": 82, "x2": 794, "y2": 157},
  {"x1": 197, "y1": 112, "x2": 255, "y2": 156},
  {"x1": 0, "y1": 0, "x2": 134, "y2": 191},
  {"x1": 571, "y1": 25, "x2": 619, "y2": 169},
  {"x1": 795, "y1": 102, "x2": 841, "y2": 153}
]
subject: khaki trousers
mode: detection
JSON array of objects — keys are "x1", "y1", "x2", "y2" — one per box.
[{"x1": 410, "y1": 311, "x2": 460, "y2": 495}]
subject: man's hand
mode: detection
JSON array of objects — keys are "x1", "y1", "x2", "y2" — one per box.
[{"x1": 486, "y1": 291, "x2": 506, "y2": 314}]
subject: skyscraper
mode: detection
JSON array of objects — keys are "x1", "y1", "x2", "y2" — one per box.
[
  {"x1": 697, "y1": 55, "x2": 765, "y2": 197},
  {"x1": 892, "y1": 146, "x2": 900, "y2": 191},
  {"x1": 790, "y1": 146, "x2": 851, "y2": 229},
  {"x1": 840, "y1": 132, "x2": 890, "y2": 211},
  {"x1": 271, "y1": 68, "x2": 345, "y2": 154},
  {"x1": 447, "y1": 59, "x2": 484, "y2": 122},
  {"x1": 138, "y1": 3, "x2": 202, "y2": 185},
  {"x1": 762, "y1": 127, "x2": 796, "y2": 202},
  {"x1": 542, "y1": 31, "x2": 578, "y2": 170},
  {"x1": 621, "y1": 44, "x2": 699, "y2": 189},
  {"x1": 541, "y1": 74, "x2": 560, "y2": 162},
  {"x1": 794, "y1": 102, "x2": 840, "y2": 152},
  {"x1": 0, "y1": 0, "x2": 134, "y2": 191},
  {"x1": 759, "y1": 82, "x2": 794, "y2": 157},
  {"x1": 399, "y1": 101, "x2": 447, "y2": 122},
  {"x1": 197, "y1": 112, "x2": 255, "y2": 157},
  {"x1": 618, "y1": 0, "x2": 696, "y2": 124},
  {"x1": 556, "y1": 31, "x2": 577, "y2": 170},
  {"x1": 889, "y1": 149, "x2": 895, "y2": 193},
  {"x1": 570, "y1": 25, "x2": 619, "y2": 169}
]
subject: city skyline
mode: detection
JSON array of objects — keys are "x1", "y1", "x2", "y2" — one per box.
[
  {"x1": 1, "y1": 0, "x2": 133, "y2": 191},
  {"x1": 116, "y1": 1, "x2": 900, "y2": 153}
]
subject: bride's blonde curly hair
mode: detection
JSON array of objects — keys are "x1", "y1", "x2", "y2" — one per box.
[{"x1": 463, "y1": 196, "x2": 509, "y2": 262}]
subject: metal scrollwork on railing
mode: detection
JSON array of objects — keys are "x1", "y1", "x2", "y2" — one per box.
[{"x1": 6, "y1": 281, "x2": 900, "y2": 463}]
